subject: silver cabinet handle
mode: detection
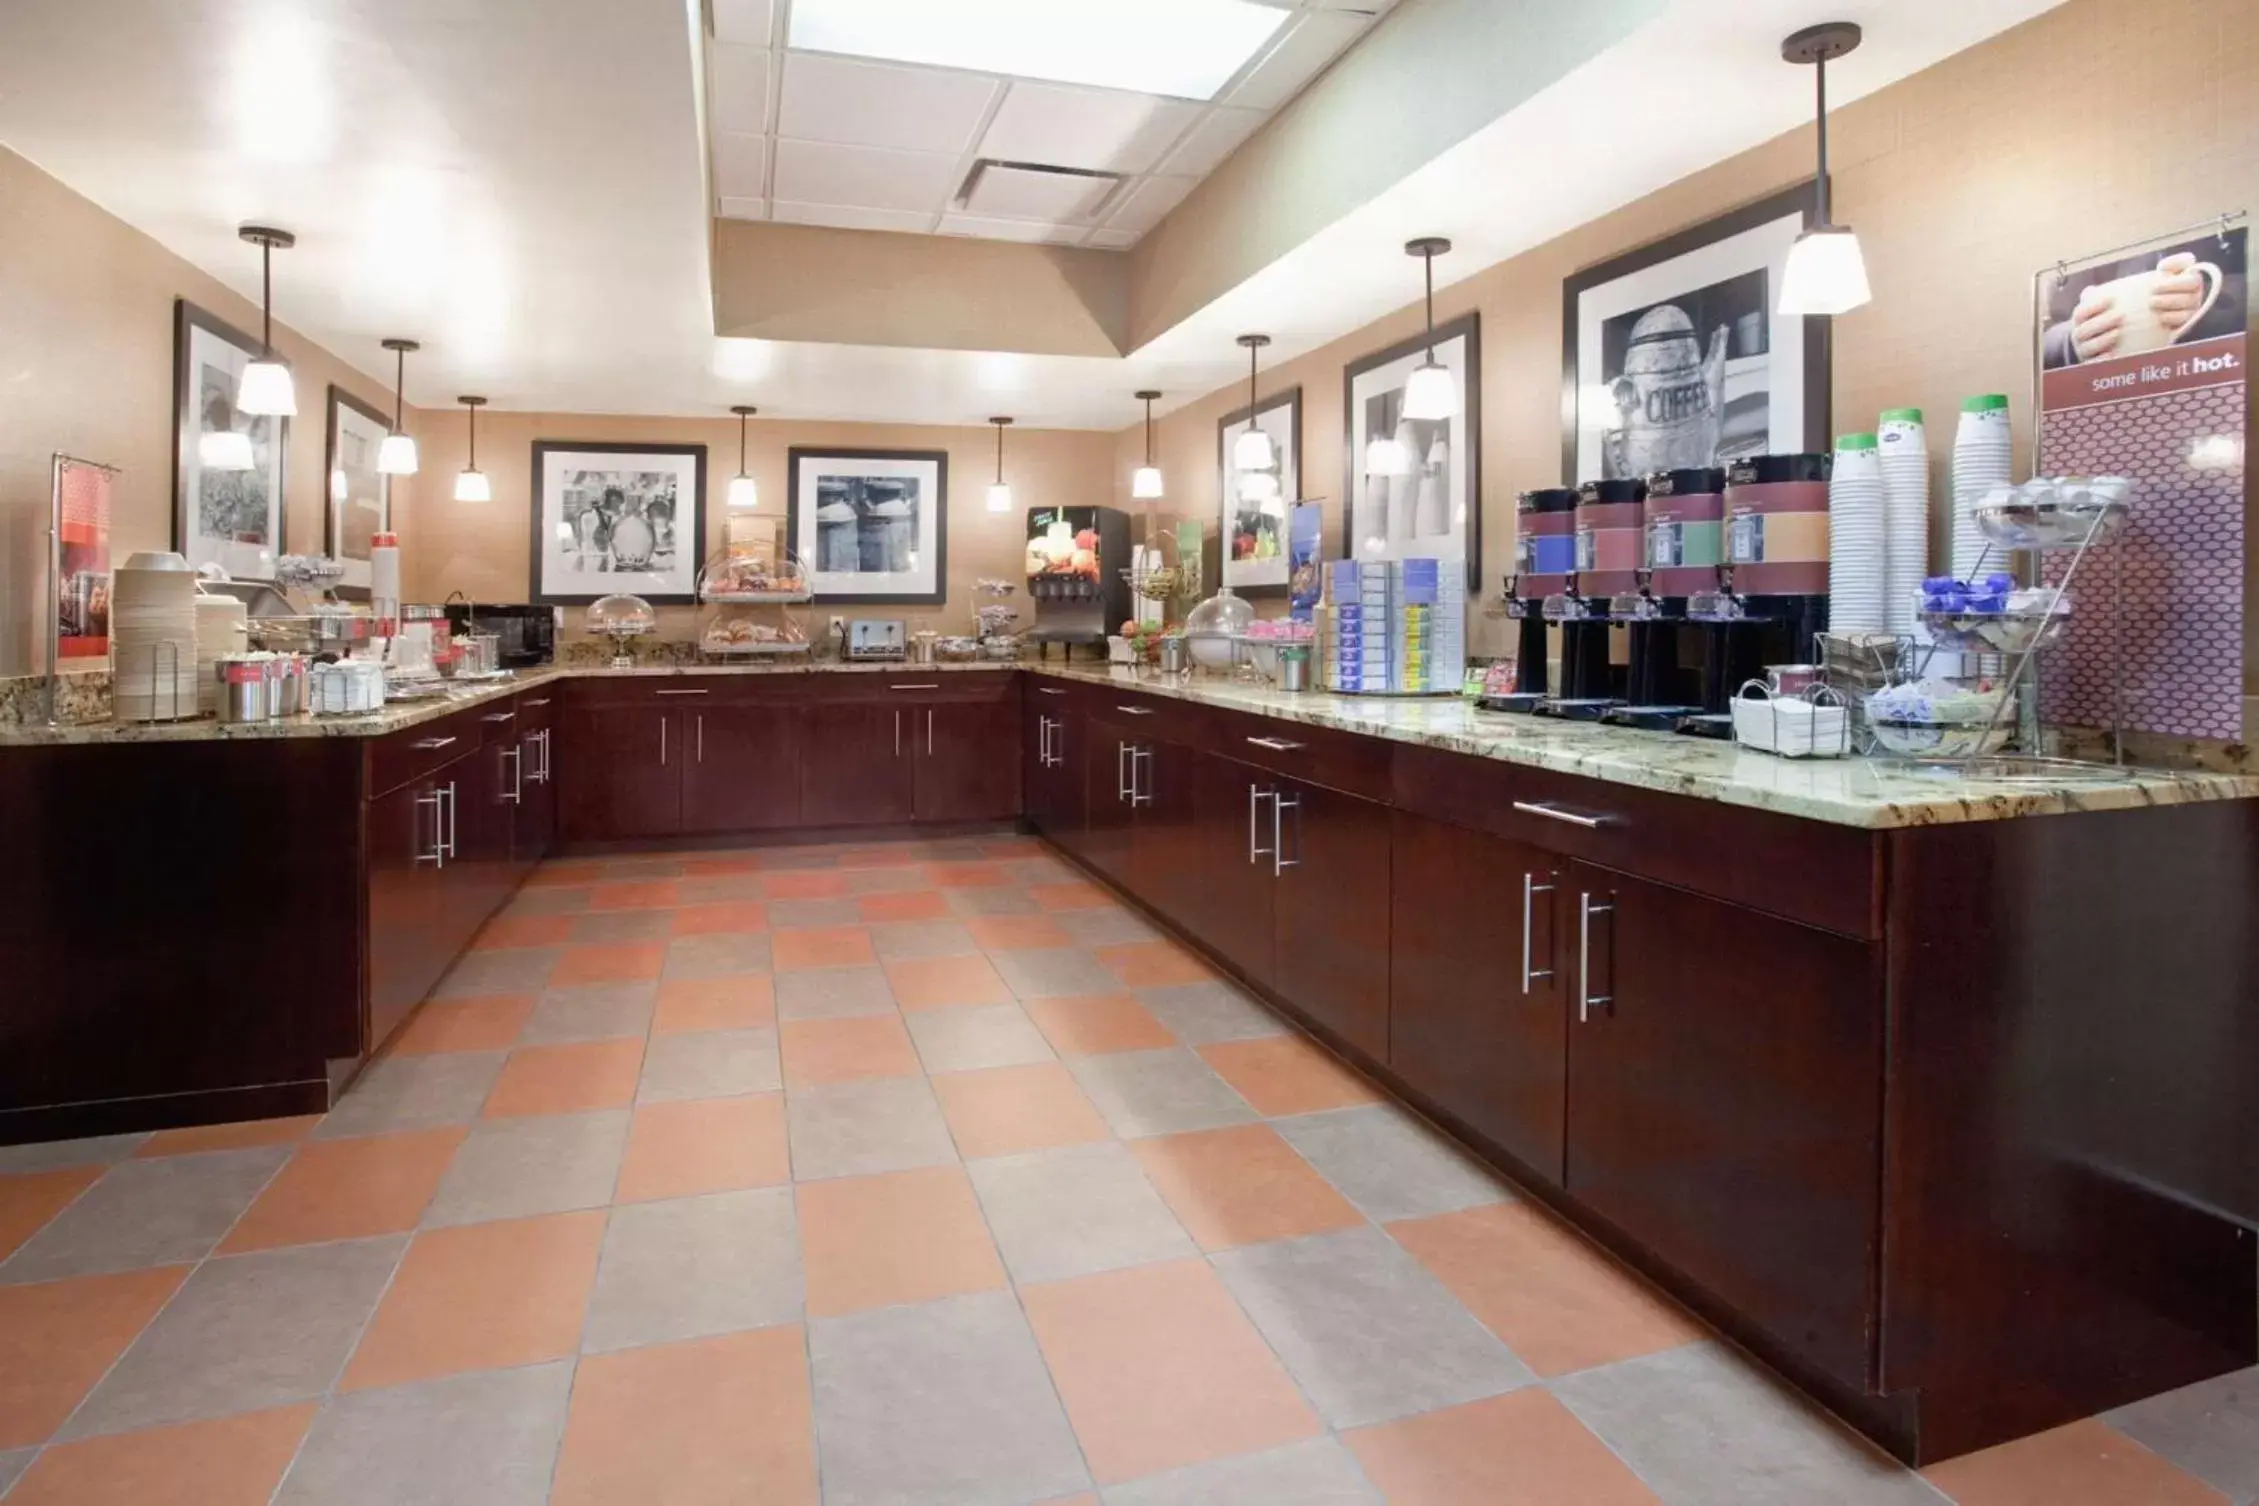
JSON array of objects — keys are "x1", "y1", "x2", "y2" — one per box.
[
  {"x1": 441, "y1": 782, "x2": 458, "y2": 861},
  {"x1": 890, "y1": 683, "x2": 941, "y2": 692},
  {"x1": 524, "y1": 698, "x2": 552, "y2": 708},
  {"x1": 1117, "y1": 741, "x2": 1131, "y2": 803},
  {"x1": 1245, "y1": 736, "x2": 1305, "y2": 753},
  {"x1": 1248, "y1": 784, "x2": 1275, "y2": 864},
  {"x1": 532, "y1": 728, "x2": 551, "y2": 784},
  {"x1": 696, "y1": 713, "x2": 704, "y2": 763},
  {"x1": 660, "y1": 716, "x2": 668, "y2": 766},
  {"x1": 415, "y1": 789, "x2": 444, "y2": 867},
  {"x1": 1577, "y1": 892, "x2": 1616, "y2": 1023},
  {"x1": 1272, "y1": 790, "x2": 1301, "y2": 876},
  {"x1": 656, "y1": 688, "x2": 709, "y2": 697},
  {"x1": 411, "y1": 735, "x2": 456, "y2": 751},
  {"x1": 1129, "y1": 746, "x2": 1153, "y2": 808},
  {"x1": 1115, "y1": 705, "x2": 1155, "y2": 716},
  {"x1": 1521, "y1": 872, "x2": 1557, "y2": 994},
  {"x1": 501, "y1": 746, "x2": 523, "y2": 805},
  {"x1": 894, "y1": 709, "x2": 902, "y2": 758},
  {"x1": 1037, "y1": 687, "x2": 1068, "y2": 697},
  {"x1": 481, "y1": 711, "x2": 515, "y2": 724},
  {"x1": 927, "y1": 707, "x2": 934, "y2": 756},
  {"x1": 1515, "y1": 800, "x2": 1611, "y2": 830}
]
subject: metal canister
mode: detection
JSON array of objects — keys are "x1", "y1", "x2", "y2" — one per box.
[
  {"x1": 1514, "y1": 488, "x2": 1578, "y2": 599},
  {"x1": 1277, "y1": 644, "x2": 1312, "y2": 692},
  {"x1": 1158, "y1": 636, "x2": 1191, "y2": 677},
  {"x1": 216, "y1": 655, "x2": 271, "y2": 723},
  {"x1": 272, "y1": 655, "x2": 309, "y2": 717},
  {"x1": 1574, "y1": 477, "x2": 1647, "y2": 598},
  {"x1": 1725, "y1": 453, "x2": 1832, "y2": 595},
  {"x1": 1644, "y1": 466, "x2": 1728, "y2": 600}
]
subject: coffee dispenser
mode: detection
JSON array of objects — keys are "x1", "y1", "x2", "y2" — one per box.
[
  {"x1": 1534, "y1": 479, "x2": 1642, "y2": 719},
  {"x1": 1603, "y1": 467, "x2": 1723, "y2": 730},
  {"x1": 1496, "y1": 487, "x2": 1578, "y2": 710},
  {"x1": 1675, "y1": 454, "x2": 1831, "y2": 738}
]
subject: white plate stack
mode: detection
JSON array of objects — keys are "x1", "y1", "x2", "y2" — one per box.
[
  {"x1": 1827, "y1": 434, "x2": 1887, "y2": 634},
  {"x1": 193, "y1": 593, "x2": 248, "y2": 715},
  {"x1": 1878, "y1": 408, "x2": 1929, "y2": 634},
  {"x1": 1950, "y1": 394, "x2": 2014, "y2": 582},
  {"x1": 112, "y1": 552, "x2": 202, "y2": 722}
]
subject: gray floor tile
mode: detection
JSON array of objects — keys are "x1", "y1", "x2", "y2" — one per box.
[
  {"x1": 1004, "y1": 856, "x2": 1079, "y2": 887},
  {"x1": 664, "y1": 931, "x2": 773, "y2": 979},
  {"x1": 1136, "y1": 981, "x2": 1287, "y2": 1044},
  {"x1": 62, "y1": 1236, "x2": 407, "y2": 1438},
  {"x1": 637, "y1": 1027, "x2": 782, "y2": 1101},
  {"x1": 519, "y1": 981, "x2": 656, "y2": 1044},
  {"x1": 969, "y1": 1142, "x2": 1196, "y2": 1284},
  {"x1": 582, "y1": 1188, "x2": 801, "y2": 1352},
  {"x1": 1104, "y1": 1438, "x2": 1382, "y2": 1505},
  {"x1": 421, "y1": 1110, "x2": 628, "y2": 1226},
  {"x1": 945, "y1": 886, "x2": 1041, "y2": 917},
  {"x1": 993, "y1": 947, "x2": 1121, "y2": 999},
  {"x1": 501, "y1": 885, "x2": 591, "y2": 917},
  {"x1": 432, "y1": 946, "x2": 561, "y2": 998},
  {"x1": 1554, "y1": 1342, "x2": 1941, "y2": 1505},
  {"x1": 761, "y1": 845, "x2": 841, "y2": 869},
  {"x1": 842, "y1": 867, "x2": 929, "y2": 895},
  {"x1": 787, "y1": 1078, "x2": 958, "y2": 1181},
  {"x1": 914, "y1": 837, "x2": 991, "y2": 861},
  {"x1": 678, "y1": 874, "x2": 766, "y2": 903},
  {"x1": 570, "y1": 909, "x2": 673, "y2": 943},
  {"x1": 275, "y1": 1361, "x2": 571, "y2": 1506},
  {"x1": 776, "y1": 965, "x2": 897, "y2": 1021},
  {"x1": 0, "y1": 1449, "x2": 28, "y2": 1495},
  {"x1": 1276, "y1": 1103, "x2": 1512, "y2": 1223},
  {"x1": 2107, "y1": 1365, "x2": 2259, "y2": 1503},
  {"x1": 870, "y1": 920, "x2": 981, "y2": 960},
  {"x1": 601, "y1": 857, "x2": 685, "y2": 878},
  {"x1": 0, "y1": 1147, "x2": 289, "y2": 1283},
  {"x1": 811, "y1": 1290, "x2": 1089, "y2": 1506},
  {"x1": 1214, "y1": 1226, "x2": 1529, "y2": 1428},
  {"x1": 315, "y1": 1052, "x2": 505, "y2": 1140},
  {"x1": 769, "y1": 896, "x2": 865, "y2": 928},
  {"x1": 1055, "y1": 906, "x2": 1161, "y2": 948},
  {"x1": 906, "y1": 1004, "x2": 1055, "y2": 1074},
  {"x1": 1068, "y1": 1048, "x2": 1259, "y2": 1139},
  {"x1": 0, "y1": 1132, "x2": 147, "y2": 1172}
]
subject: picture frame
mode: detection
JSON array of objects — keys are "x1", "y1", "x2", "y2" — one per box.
[
  {"x1": 530, "y1": 441, "x2": 707, "y2": 605},
  {"x1": 324, "y1": 385, "x2": 391, "y2": 595},
  {"x1": 1562, "y1": 181, "x2": 1829, "y2": 485},
  {"x1": 1216, "y1": 385, "x2": 1301, "y2": 594},
  {"x1": 787, "y1": 447, "x2": 949, "y2": 605},
  {"x1": 172, "y1": 299, "x2": 288, "y2": 580},
  {"x1": 1342, "y1": 312, "x2": 1481, "y2": 589}
]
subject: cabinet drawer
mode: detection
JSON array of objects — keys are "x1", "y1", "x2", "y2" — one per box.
[
  {"x1": 816, "y1": 670, "x2": 1020, "y2": 704},
  {"x1": 1085, "y1": 685, "x2": 1207, "y2": 745},
  {"x1": 367, "y1": 707, "x2": 487, "y2": 799},
  {"x1": 1210, "y1": 707, "x2": 1392, "y2": 802},
  {"x1": 563, "y1": 674, "x2": 797, "y2": 707},
  {"x1": 1392, "y1": 744, "x2": 1881, "y2": 939}
]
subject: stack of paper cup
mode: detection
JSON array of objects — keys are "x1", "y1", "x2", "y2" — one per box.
[
  {"x1": 1828, "y1": 434, "x2": 1887, "y2": 634},
  {"x1": 112, "y1": 552, "x2": 203, "y2": 722},
  {"x1": 1878, "y1": 408, "x2": 1929, "y2": 634},
  {"x1": 193, "y1": 593, "x2": 248, "y2": 715},
  {"x1": 1950, "y1": 395, "x2": 2013, "y2": 582}
]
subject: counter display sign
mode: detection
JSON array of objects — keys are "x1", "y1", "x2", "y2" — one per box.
[
  {"x1": 54, "y1": 456, "x2": 113, "y2": 659},
  {"x1": 2037, "y1": 221, "x2": 2248, "y2": 743}
]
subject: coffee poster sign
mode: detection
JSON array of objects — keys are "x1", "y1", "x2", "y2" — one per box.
[{"x1": 1562, "y1": 183, "x2": 1830, "y2": 485}]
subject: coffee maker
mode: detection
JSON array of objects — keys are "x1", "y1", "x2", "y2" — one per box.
[
  {"x1": 1492, "y1": 487, "x2": 1578, "y2": 711},
  {"x1": 1534, "y1": 479, "x2": 1642, "y2": 720},
  {"x1": 1024, "y1": 505, "x2": 1131, "y2": 659},
  {"x1": 1674, "y1": 454, "x2": 1831, "y2": 738},
  {"x1": 1602, "y1": 467, "x2": 1721, "y2": 731}
]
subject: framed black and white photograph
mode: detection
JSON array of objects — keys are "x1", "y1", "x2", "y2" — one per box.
[
  {"x1": 788, "y1": 448, "x2": 948, "y2": 605},
  {"x1": 1563, "y1": 182, "x2": 1829, "y2": 484},
  {"x1": 1343, "y1": 313, "x2": 1480, "y2": 587},
  {"x1": 324, "y1": 385, "x2": 390, "y2": 594},
  {"x1": 172, "y1": 299, "x2": 288, "y2": 580},
  {"x1": 531, "y1": 441, "x2": 706, "y2": 605},
  {"x1": 1217, "y1": 385, "x2": 1300, "y2": 593}
]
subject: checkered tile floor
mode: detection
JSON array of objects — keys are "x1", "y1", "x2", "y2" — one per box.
[{"x1": 1, "y1": 836, "x2": 2252, "y2": 1504}]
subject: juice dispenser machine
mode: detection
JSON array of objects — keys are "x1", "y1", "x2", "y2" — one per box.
[{"x1": 1024, "y1": 505, "x2": 1131, "y2": 658}]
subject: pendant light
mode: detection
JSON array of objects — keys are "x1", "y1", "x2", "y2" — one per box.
[
  {"x1": 234, "y1": 225, "x2": 298, "y2": 417},
  {"x1": 454, "y1": 396, "x2": 491, "y2": 503},
  {"x1": 1232, "y1": 335, "x2": 1274, "y2": 472},
  {"x1": 1400, "y1": 237, "x2": 1459, "y2": 421},
  {"x1": 727, "y1": 406, "x2": 760, "y2": 509},
  {"x1": 1776, "y1": 22, "x2": 1872, "y2": 317},
  {"x1": 986, "y1": 417, "x2": 1014, "y2": 514},
  {"x1": 1131, "y1": 390, "x2": 1165, "y2": 500},
  {"x1": 377, "y1": 339, "x2": 420, "y2": 476},
  {"x1": 200, "y1": 429, "x2": 255, "y2": 472}
]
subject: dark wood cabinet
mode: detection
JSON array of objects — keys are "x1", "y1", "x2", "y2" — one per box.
[
  {"x1": 915, "y1": 698, "x2": 1020, "y2": 823},
  {"x1": 513, "y1": 693, "x2": 558, "y2": 865},
  {"x1": 1271, "y1": 775, "x2": 1391, "y2": 1062},
  {"x1": 1562, "y1": 860, "x2": 1883, "y2": 1391},
  {"x1": 561, "y1": 704, "x2": 681, "y2": 840},
  {"x1": 683, "y1": 704, "x2": 805, "y2": 831},
  {"x1": 1388, "y1": 812, "x2": 1567, "y2": 1184},
  {"x1": 800, "y1": 701, "x2": 913, "y2": 827},
  {"x1": 1128, "y1": 735, "x2": 1200, "y2": 930},
  {"x1": 367, "y1": 757, "x2": 464, "y2": 1054},
  {"x1": 1025, "y1": 687, "x2": 1087, "y2": 851},
  {"x1": 1186, "y1": 753, "x2": 1277, "y2": 988},
  {"x1": 1082, "y1": 714, "x2": 1138, "y2": 885}
]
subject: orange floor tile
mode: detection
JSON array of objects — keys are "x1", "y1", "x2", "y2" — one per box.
[
  {"x1": 386, "y1": 994, "x2": 537, "y2": 1055},
  {"x1": 669, "y1": 900, "x2": 770, "y2": 936},
  {"x1": 586, "y1": 879, "x2": 682, "y2": 910},
  {"x1": 547, "y1": 941, "x2": 667, "y2": 986},
  {"x1": 1094, "y1": 939, "x2": 1215, "y2": 989},
  {"x1": 1197, "y1": 1035, "x2": 1380, "y2": 1116},
  {"x1": 615, "y1": 1094, "x2": 790, "y2": 1202},
  {"x1": 771, "y1": 925, "x2": 876, "y2": 970},
  {"x1": 1130, "y1": 1124, "x2": 1362, "y2": 1250},
  {"x1": 965, "y1": 913, "x2": 1075, "y2": 951},
  {"x1": 482, "y1": 1038, "x2": 645, "y2": 1117},
  {"x1": 4, "y1": 1402, "x2": 317, "y2": 1506},
  {"x1": 220, "y1": 1127, "x2": 466, "y2": 1253},
  {"x1": 856, "y1": 889, "x2": 952, "y2": 922},
  {"x1": 796, "y1": 1166, "x2": 1007, "y2": 1316},
  {"x1": 652, "y1": 974, "x2": 775, "y2": 1033},
  {"x1": 0, "y1": 1166, "x2": 103, "y2": 1262},
  {"x1": 884, "y1": 953, "x2": 1012, "y2": 1009},
  {"x1": 1922, "y1": 1417, "x2": 2234, "y2": 1505},
  {"x1": 780, "y1": 1015, "x2": 921, "y2": 1087},
  {"x1": 1346, "y1": 1390, "x2": 1662, "y2": 1505},
  {"x1": 932, "y1": 1062, "x2": 1112, "y2": 1159},
  {"x1": 0, "y1": 1267, "x2": 188, "y2": 1448},
  {"x1": 472, "y1": 913, "x2": 577, "y2": 950},
  {"x1": 1023, "y1": 994, "x2": 1177, "y2": 1056}
]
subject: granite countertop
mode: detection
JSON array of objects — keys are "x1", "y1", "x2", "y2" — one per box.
[{"x1": 1025, "y1": 665, "x2": 2259, "y2": 831}]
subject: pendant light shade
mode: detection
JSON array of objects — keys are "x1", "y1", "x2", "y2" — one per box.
[
  {"x1": 377, "y1": 338, "x2": 421, "y2": 476},
  {"x1": 235, "y1": 226, "x2": 298, "y2": 417},
  {"x1": 1776, "y1": 22, "x2": 1870, "y2": 318},
  {"x1": 1131, "y1": 389, "x2": 1165, "y2": 499},
  {"x1": 986, "y1": 417, "x2": 1014, "y2": 514},
  {"x1": 727, "y1": 405, "x2": 760, "y2": 509},
  {"x1": 1364, "y1": 435, "x2": 1413, "y2": 478},
  {"x1": 454, "y1": 396, "x2": 490, "y2": 503},
  {"x1": 200, "y1": 430, "x2": 256, "y2": 472},
  {"x1": 1400, "y1": 237, "x2": 1459, "y2": 421},
  {"x1": 1232, "y1": 335, "x2": 1274, "y2": 472}
]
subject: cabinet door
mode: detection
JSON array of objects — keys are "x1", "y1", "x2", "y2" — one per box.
[
  {"x1": 1082, "y1": 718, "x2": 1137, "y2": 885},
  {"x1": 800, "y1": 702, "x2": 913, "y2": 827},
  {"x1": 366, "y1": 775, "x2": 446, "y2": 1054},
  {"x1": 683, "y1": 705, "x2": 805, "y2": 832},
  {"x1": 1185, "y1": 753, "x2": 1276, "y2": 988},
  {"x1": 1389, "y1": 813, "x2": 1567, "y2": 1184},
  {"x1": 1272, "y1": 777, "x2": 1391, "y2": 1061},
  {"x1": 450, "y1": 729, "x2": 517, "y2": 942},
  {"x1": 514, "y1": 697, "x2": 558, "y2": 867},
  {"x1": 1565, "y1": 861, "x2": 1882, "y2": 1389},
  {"x1": 1128, "y1": 737, "x2": 1199, "y2": 929},
  {"x1": 916, "y1": 699, "x2": 1021, "y2": 823},
  {"x1": 560, "y1": 706, "x2": 681, "y2": 841}
]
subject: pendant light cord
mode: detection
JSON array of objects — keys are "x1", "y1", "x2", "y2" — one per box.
[
  {"x1": 392, "y1": 346, "x2": 406, "y2": 429},
  {"x1": 467, "y1": 403, "x2": 477, "y2": 470},
  {"x1": 260, "y1": 240, "x2": 274, "y2": 356},
  {"x1": 1423, "y1": 250, "x2": 1437, "y2": 361},
  {"x1": 1144, "y1": 397, "x2": 1155, "y2": 465},
  {"x1": 739, "y1": 410, "x2": 749, "y2": 473},
  {"x1": 994, "y1": 420, "x2": 1003, "y2": 483},
  {"x1": 1814, "y1": 53, "x2": 1831, "y2": 227},
  {"x1": 1246, "y1": 343, "x2": 1258, "y2": 437}
]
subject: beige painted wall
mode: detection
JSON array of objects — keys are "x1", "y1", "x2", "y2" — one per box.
[
  {"x1": 394, "y1": 410, "x2": 1119, "y2": 643},
  {"x1": 1132, "y1": 0, "x2": 2259, "y2": 673},
  {"x1": 0, "y1": 143, "x2": 400, "y2": 677}
]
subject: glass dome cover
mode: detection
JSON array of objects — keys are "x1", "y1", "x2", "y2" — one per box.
[
  {"x1": 1183, "y1": 585, "x2": 1254, "y2": 637},
  {"x1": 584, "y1": 593, "x2": 657, "y2": 637}
]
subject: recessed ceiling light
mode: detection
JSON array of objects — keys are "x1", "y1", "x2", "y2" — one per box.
[{"x1": 789, "y1": 0, "x2": 1290, "y2": 100}]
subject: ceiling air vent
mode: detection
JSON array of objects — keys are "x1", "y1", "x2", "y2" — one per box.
[{"x1": 956, "y1": 159, "x2": 1125, "y2": 223}]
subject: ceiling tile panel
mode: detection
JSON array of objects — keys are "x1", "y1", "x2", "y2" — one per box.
[
  {"x1": 778, "y1": 54, "x2": 1002, "y2": 154},
  {"x1": 712, "y1": 130, "x2": 768, "y2": 198},
  {"x1": 1102, "y1": 175, "x2": 1197, "y2": 236},
  {"x1": 708, "y1": 43, "x2": 771, "y2": 135},
  {"x1": 1156, "y1": 105, "x2": 1266, "y2": 178},
  {"x1": 1226, "y1": 10, "x2": 1371, "y2": 111},
  {"x1": 772, "y1": 138, "x2": 962, "y2": 212},
  {"x1": 978, "y1": 82, "x2": 1200, "y2": 175},
  {"x1": 710, "y1": 0, "x2": 776, "y2": 47},
  {"x1": 772, "y1": 201, "x2": 938, "y2": 234},
  {"x1": 961, "y1": 162, "x2": 1118, "y2": 220}
]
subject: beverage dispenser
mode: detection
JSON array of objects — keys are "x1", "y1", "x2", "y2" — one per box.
[
  {"x1": 1677, "y1": 454, "x2": 1832, "y2": 738},
  {"x1": 1497, "y1": 487, "x2": 1577, "y2": 709},
  {"x1": 1024, "y1": 505, "x2": 1131, "y2": 658}
]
